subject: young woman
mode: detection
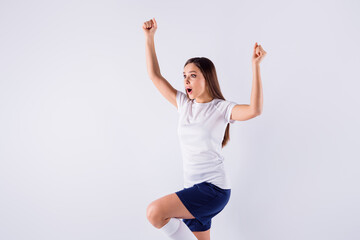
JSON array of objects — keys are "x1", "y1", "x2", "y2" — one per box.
[{"x1": 143, "y1": 17, "x2": 266, "y2": 240}]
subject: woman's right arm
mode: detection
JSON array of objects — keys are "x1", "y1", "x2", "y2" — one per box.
[
  {"x1": 145, "y1": 36, "x2": 161, "y2": 78},
  {"x1": 142, "y1": 18, "x2": 177, "y2": 108},
  {"x1": 143, "y1": 18, "x2": 161, "y2": 78}
]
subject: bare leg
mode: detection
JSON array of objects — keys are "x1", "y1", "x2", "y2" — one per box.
[
  {"x1": 146, "y1": 192, "x2": 196, "y2": 228},
  {"x1": 193, "y1": 229, "x2": 211, "y2": 240},
  {"x1": 147, "y1": 192, "x2": 201, "y2": 239}
]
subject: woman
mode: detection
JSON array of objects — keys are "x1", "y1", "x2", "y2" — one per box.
[{"x1": 143, "y1": 17, "x2": 266, "y2": 240}]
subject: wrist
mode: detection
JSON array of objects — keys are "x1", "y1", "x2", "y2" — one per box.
[
  {"x1": 252, "y1": 62, "x2": 259, "y2": 67},
  {"x1": 145, "y1": 35, "x2": 155, "y2": 41}
]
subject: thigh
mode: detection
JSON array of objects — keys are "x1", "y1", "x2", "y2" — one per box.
[
  {"x1": 177, "y1": 181, "x2": 231, "y2": 232},
  {"x1": 177, "y1": 182, "x2": 231, "y2": 221},
  {"x1": 149, "y1": 192, "x2": 196, "y2": 220},
  {"x1": 193, "y1": 229, "x2": 210, "y2": 240}
]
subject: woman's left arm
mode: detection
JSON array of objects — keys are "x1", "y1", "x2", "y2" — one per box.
[
  {"x1": 230, "y1": 43, "x2": 267, "y2": 122},
  {"x1": 250, "y1": 42, "x2": 267, "y2": 115}
]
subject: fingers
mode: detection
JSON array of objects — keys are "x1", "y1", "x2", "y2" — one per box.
[
  {"x1": 254, "y1": 43, "x2": 259, "y2": 55},
  {"x1": 258, "y1": 44, "x2": 265, "y2": 52},
  {"x1": 143, "y1": 18, "x2": 157, "y2": 29},
  {"x1": 254, "y1": 42, "x2": 266, "y2": 55},
  {"x1": 147, "y1": 20, "x2": 152, "y2": 28},
  {"x1": 258, "y1": 45, "x2": 267, "y2": 55},
  {"x1": 252, "y1": 42, "x2": 267, "y2": 62}
]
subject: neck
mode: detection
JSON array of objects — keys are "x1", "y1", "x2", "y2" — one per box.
[{"x1": 194, "y1": 95, "x2": 213, "y2": 103}]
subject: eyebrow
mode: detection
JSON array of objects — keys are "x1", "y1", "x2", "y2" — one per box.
[{"x1": 183, "y1": 71, "x2": 197, "y2": 74}]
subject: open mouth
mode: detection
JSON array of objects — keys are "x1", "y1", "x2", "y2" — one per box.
[{"x1": 187, "y1": 88, "x2": 192, "y2": 94}]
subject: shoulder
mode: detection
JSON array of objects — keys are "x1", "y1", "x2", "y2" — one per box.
[
  {"x1": 176, "y1": 90, "x2": 191, "y2": 113},
  {"x1": 176, "y1": 89, "x2": 186, "y2": 99},
  {"x1": 213, "y1": 98, "x2": 237, "y2": 124},
  {"x1": 176, "y1": 90, "x2": 191, "y2": 104},
  {"x1": 213, "y1": 98, "x2": 236, "y2": 111}
]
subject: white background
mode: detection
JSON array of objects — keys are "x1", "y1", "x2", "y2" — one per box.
[{"x1": 0, "y1": 0, "x2": 359, "y2": 239}]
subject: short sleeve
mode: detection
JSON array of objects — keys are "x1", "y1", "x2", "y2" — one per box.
[
  {"x1": 224, "y1": 100, "x2": 237, "y2": 124},
  {"x1": 176, "y1": 90, "x2": 187, "y2": 114}
]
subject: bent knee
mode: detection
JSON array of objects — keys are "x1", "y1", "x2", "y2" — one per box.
[{"x1": 146, "y1": 203, "x2": 166, "y2": 228}]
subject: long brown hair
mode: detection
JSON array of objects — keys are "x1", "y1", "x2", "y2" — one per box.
[{"x1": 184, "y1": 57, "x2": 232, "y2": 148}]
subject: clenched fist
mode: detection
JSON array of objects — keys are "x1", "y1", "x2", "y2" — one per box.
[
  {"x1": 142, "y1": 17, "x2": 157, "y2": 38},
  {"x1": 252, "y1": 42, "x2": 267, "y2": 65}
]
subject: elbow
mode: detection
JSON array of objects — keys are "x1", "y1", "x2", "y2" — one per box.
[
  {"x1": 250, "y1": 105, "x2": 262, "y2": 116},
  {"x1": 254, "y1": 110, "x2": 262, "y2": 116}
]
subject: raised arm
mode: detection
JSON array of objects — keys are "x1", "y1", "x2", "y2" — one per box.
[
  {"x1": 230, "y1": 42, "x2": 266, "y2": 121},
  {"x1": 143, "y1": 18, "x2": 177, "y2": 109}
]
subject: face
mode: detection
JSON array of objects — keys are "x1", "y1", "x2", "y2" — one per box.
[{"x1": 183, "y1": 63, "x2": 211, "y2": 101}]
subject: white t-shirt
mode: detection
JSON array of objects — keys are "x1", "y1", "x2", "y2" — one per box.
[{"x1": 176, "y1": 89, "x2": 237, "y2": 190}]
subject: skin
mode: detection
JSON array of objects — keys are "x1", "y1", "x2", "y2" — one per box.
[
  {"x1": 143, "y1": 17, "x2": 209, "y2": 239},
  {"x1": 143, "y1": 17, "x2": 267, "y2": 240},
  {"x1": 183, "y1": 63, "x2": 213, "y2": 103},
  {"x1": 146, "y1": 193, "x2": 210, "y2": 240}
]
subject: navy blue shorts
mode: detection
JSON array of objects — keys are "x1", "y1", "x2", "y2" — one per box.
[{"x1": 175, "y1": 181, "x2": 231, "y2": 232}]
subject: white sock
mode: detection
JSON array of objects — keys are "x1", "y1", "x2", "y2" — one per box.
[{"x1": 160, "y1": 218, "x2": 197, "y2": 239}]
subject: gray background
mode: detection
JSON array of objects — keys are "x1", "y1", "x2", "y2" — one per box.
[{"x1": 1, "y1": 0, "x2": 359, "y2": 239}]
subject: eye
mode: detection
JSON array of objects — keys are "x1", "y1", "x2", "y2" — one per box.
[{"x1": 183, "y1": 74, "x2": 196, "y2": 78}]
